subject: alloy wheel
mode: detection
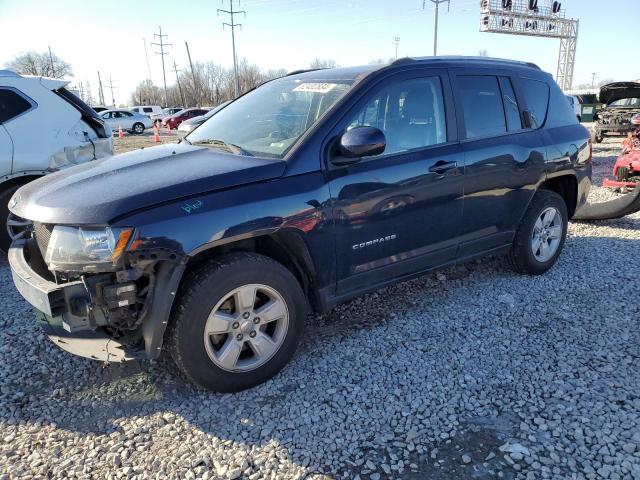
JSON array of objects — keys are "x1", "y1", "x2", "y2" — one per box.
[
  {"x1": 203, "y1": 284, "x2": 289, "y2": 372},
  {"x1": 531, "y1": 206, "x2": 562, "y2": 262},
  {"x1": 6, "y1": 212, "x2": 31, "y2": 242}
]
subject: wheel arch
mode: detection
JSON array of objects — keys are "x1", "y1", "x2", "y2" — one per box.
[
  {"x1": 539, "y1": 174, "x2": 579, "y2": 218},
  {"x1": 183, "y1": 230, "x2": 320, "y2": 311}
]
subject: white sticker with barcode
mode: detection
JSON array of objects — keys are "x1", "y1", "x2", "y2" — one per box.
[{"x1": 293, "y1": 83, "x2": 337, "y2": 93}]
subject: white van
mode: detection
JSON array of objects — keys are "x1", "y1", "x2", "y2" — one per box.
[
  {"x1": 0, "y1": 70, "x2": 113, "y2": 252},
  {"x1": 129, "y1": 105, "x2": 163, "y2": 118}
]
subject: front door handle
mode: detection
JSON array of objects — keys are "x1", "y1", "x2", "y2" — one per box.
[{"x1": 429, "y1": 160, "x2": 458, "y2": 175}]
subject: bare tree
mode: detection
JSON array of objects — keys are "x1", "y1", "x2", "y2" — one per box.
[
  {"x1": 478, "y1": 49, "x2": 489, "y2": 57},
  {"x1": 309, "y1": 58, "x2": 337, "y2": 69},
  {"x1": 5, "y1": 51, "x2": 73, "y2": 78}
]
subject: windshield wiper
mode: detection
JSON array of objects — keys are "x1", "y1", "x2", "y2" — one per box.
[{"x1": 190, "y1": 139, "x2": 253, "y2": 156}]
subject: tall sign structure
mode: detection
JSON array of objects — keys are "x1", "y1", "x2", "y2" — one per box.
[{"x1": 480, "y1": 0, "x2": 578, "y2": 90}]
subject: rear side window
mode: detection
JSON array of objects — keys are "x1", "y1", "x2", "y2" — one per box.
[
  {"x1": 498, "y1": 77, "x2": 522, "y2": 131},
  {"x1": 521, "y1": 78, "x2": 550, "y2": 128},
  {"x1": 0, "y1": 88, "x2": 33, "y2": 123},
  {"x1": 143, "y1": 107, "x2": 153, "y2": 113},
  {"x1": 457, "y1": 76, "x2": 506, "y2": 139}
]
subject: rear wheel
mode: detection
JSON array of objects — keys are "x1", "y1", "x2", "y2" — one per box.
[
  {"x1": 167, "y1": 253, "x2": 306, "y2": 392},
  {"x1": 132, "y1": 122, "x2": 145, "y2": 134},
  {"x1": 508, "y1": 190, "x2": 568, "y2": 275}
]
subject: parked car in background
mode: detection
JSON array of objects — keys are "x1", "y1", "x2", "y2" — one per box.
[
  {"x1": 566, "y1": 95, "x2": 581, "y2": 122},
  {"x1": 593, "y1": 82, "x2": 640, "y2": 143},
  {"x1": 6, "y1": 57, "x2": 592, "y2": 392},
  {"x1": 177, "y1": 101, "x2": 230, "y2": 134},
  {"x1": 150, "y1": 107, "x2": 183, "y2": 125},
  {"x1": 0, "y1": 70, "x2": 113, "y2": 252},
  {"x1": 129, "y1": 105, "x2": 163, "y2": 118},
  {"x1": 100, "y1": 109, "x2": 153, "y2": 134},
  {"x1": 163, "y1": 107, "x2": 209, "y2": 129}
]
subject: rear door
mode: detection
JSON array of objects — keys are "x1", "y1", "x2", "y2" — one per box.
[
  {"x1": 450, "y1": 69, "x2": 545, "y2": 258},
  {"x1": 327, "y1": 69, "x2": 464, "y2": 294}
]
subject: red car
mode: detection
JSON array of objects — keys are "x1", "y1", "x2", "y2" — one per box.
[{"x1": 162, "y1": 108, "x2": 209, "y2": 130}]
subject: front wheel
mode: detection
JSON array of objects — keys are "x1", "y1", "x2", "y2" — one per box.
[
  {"x1": 508, "y1": 190, "x2": 568, "y2": 275},
  {"x1": 167, "y1": 253, "x2": 306, "y2": 392}
]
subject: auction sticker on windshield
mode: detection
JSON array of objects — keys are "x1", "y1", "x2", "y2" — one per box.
[{"x1": 293, "y1": 83, "x2": 338, "y2": 93}]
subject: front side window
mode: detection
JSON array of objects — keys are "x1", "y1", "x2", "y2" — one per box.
[
  {"x1": 346, "y1": 76, "x2": 447, "y2": 158},
  {"x1": 457, "y1": 75, "x2": 506, "y2": 139},
  {"x1": 187, "y1": 76, "x2": 353, "y2": 158},
  {"x1": 0, "y1": 88, "x2": 33, "y2": 123},
  {"x1": 521, "y1": 78, "x2": 550, "y2": 128}
]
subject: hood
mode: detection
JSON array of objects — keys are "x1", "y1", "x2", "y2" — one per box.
[
  {"x1": 600, "y1": 82, "x2": 640, "y2": 105},
  {"x1": 10, "y1": 143, "x2": 286, "y2": 224}
]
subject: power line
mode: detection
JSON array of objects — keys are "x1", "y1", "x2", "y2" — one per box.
[
  {"x1": 218, "y1": 0, "x2": 246, "y2": 98},
  {"x1": 142, "y1": 37, "x2": 152, "y2": 81},
  {"x1": 171, "y1": 61, "x2": 185, "y2": 107},
  {"x1": 424, "y1": 0, "x2": 450, "y2": 56},
  {"x1": 152, "y1": 26, "x2": 171, "y2": 107}
]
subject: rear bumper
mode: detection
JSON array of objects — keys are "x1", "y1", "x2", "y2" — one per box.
[{"x1": 8, "y1": 239, "x2": 142, "y2": 362}]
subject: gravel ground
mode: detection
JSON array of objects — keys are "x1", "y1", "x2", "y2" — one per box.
[{"x1": 1, "y1": 136, "x2": 639, "y2": 480}]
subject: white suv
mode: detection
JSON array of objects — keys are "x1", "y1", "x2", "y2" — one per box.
[{"x1": 0, "y1": 70, "x2": 113, "y2": 251}]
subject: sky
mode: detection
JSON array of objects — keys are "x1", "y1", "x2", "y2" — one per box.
[{"x1": 0, "y1": 0, "x2": 638, "y2": 106}]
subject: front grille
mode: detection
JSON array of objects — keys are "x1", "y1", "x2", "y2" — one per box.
[{"x1": 33, "y1": 222, "x2": 54, "y2": 259}]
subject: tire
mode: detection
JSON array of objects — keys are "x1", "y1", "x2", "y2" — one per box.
[
  {"x1": 507, "y1": 189, "x2": 568, "y2": 275},
  {"x1": 132, "y1": 122, "x2": 145, "y2": 134},
  {"x1": 594, "y1": 131, "x2": 603, "y2": 143},
  {"x1": 167, "y1": 252, "x2": 306, "y2": 392}
]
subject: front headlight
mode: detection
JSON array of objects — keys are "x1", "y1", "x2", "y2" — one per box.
[{"x1": 45, "y1": 226, "x2": 133, "y2": 272}]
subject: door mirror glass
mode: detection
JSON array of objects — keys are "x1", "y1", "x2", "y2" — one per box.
[{"x1": 338, "y1": 126, "x2": 386, "y2": 160}]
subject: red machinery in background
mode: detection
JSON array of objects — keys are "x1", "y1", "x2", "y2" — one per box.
[{"x1": 603, "y1": 114, "x2": 640, "y2": 190}]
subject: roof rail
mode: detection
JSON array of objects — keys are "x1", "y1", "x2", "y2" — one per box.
[
  {"x1": 0, "y1": 69, "x2": 20, "y2": 78},
  {"x1": 286, "y1": 67, "x2": 327, "y2": 76},
  {"x1": 390, "y1": 56, "x2": 541, "y2": 70}
]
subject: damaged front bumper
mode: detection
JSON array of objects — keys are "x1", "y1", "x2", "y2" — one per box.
[{"x1": 8, "y1": 238, "x2": 185, "y2": 362}]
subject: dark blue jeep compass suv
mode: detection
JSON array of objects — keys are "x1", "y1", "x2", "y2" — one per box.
[{"x1": 8, "y1": 56, "x2": 592, "y2": 391}]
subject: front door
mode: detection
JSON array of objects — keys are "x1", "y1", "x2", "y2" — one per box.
[{"x1": 326, "y1": 70, "x2": 464, "y2": 295}]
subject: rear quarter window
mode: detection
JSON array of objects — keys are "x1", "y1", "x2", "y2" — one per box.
[
  {"x1": 0, "y1": 88, "x2": 34, "y2": 123},
  {"x1": 521, "y1": 78, "x2": 550, "y2": 128}
]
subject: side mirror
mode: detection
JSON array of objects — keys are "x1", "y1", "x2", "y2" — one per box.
[{"x1": 333, "y1": 126, "x2": 386, "y2": 166}]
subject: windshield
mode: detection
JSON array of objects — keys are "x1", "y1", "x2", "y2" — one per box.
[
  {"x1": 186, "y1": 76, "x2": 354, "y2": 158},
  {"x1": 608, "y1": 98, "x2": 640, "y2": 108}
]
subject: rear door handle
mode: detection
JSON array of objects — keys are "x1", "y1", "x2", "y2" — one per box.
[{"x1": 429, "y1": 160, "x2": 458, "y2": 174}]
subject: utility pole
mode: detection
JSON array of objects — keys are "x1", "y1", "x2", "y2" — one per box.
[
  {"x1": 143, "y1": 37, "x2": 152, "y2": 81},
  {"x1": 107, "y1": 76, "x2": 116, "y2": 107},
  {"x1": 591, "y1": 72, "x2": 597, "y2": 88},
  {"x1": 152, "y1": 26, "x2": 171, "y2": 107},
  {"x1": 172, "y1": 62, "x2": 185, "y2": 107},
  {"x1": 185, "y1": 41, "x2": 199, "y2": 106},
  {"x1": 48, "y1": 45, "x2": 56, "y2": 77},
  {"x1": 97, "y1": 71, "x2": 105, "y2": 106},
  {"x1": 218, "y1": 0, "x2": 246, "y2": 98},
  {"x1": 79, "y1": 83, "x2": 84, "y2": 102},
  {"x1": 424, "y1": 0, "x2": 450, "y2": 56},
  {"x1": 393, "y1": 37, "x2": 400, "y2": 59}
]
